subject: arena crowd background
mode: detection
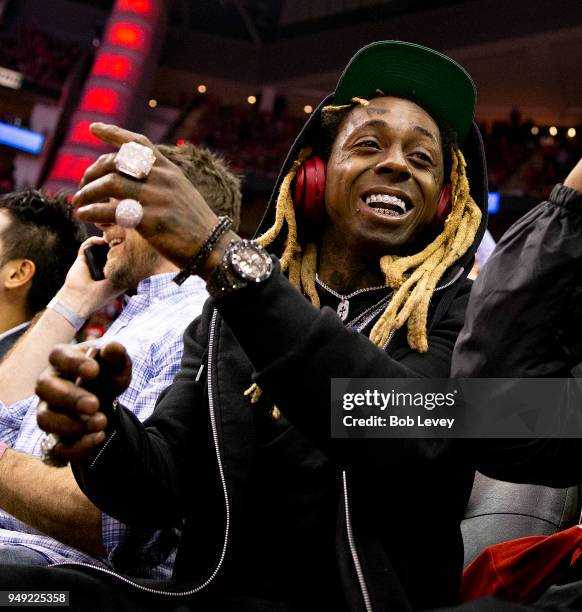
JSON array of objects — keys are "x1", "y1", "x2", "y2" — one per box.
[{"x1": 1, "y1": 0, "x2": 582, "y2": 240}]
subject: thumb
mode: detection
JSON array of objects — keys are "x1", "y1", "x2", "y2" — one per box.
[{"x1": 98, "y1": 342, "x2": 132, "y2": 396}]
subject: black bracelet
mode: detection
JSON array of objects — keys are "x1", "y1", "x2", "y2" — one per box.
[{"x1": 173, "y1": 216, "x2": 233, "y2": 286}]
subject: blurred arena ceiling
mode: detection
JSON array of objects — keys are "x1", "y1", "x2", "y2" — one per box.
[
  {"x1": 68, "y1": 0, "x2": 469, "y2": 44},
  {"x1": 12, "y1": 0, "x2": 582, "y2": 124},
  {"x1": 157, "y1": 0, "x2": 582, "y2": 124}
]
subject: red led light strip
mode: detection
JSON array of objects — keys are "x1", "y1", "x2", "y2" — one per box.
[{"x1": 45, "y1": 0, "x2": 160, "y2": 191}]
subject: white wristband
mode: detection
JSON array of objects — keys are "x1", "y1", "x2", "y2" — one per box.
[{"x1": 46, "y1": 297, "x2": 86, "y2": 332}]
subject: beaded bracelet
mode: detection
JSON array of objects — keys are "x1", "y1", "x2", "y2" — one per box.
[{"x1": 173, "y1": 216, "x2": 233, "y2": 286}]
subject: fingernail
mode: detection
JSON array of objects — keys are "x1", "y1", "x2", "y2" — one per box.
[{"x1": 74, "y1": 206, "x2": 91, "y2": 220}]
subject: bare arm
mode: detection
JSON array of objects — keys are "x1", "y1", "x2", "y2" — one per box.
[
  {"x1": 0, "y1": 448, "x2": 105, "y2": 557},
  {"x1": 564, "y1": 156, "x2": 582, "y2": 191},
  {"x1": 0, "y1": 309, "x2": 83, "y2": 404},
  {"x1": 0, "y1": 237, "x2": 122, "y2": 404}
]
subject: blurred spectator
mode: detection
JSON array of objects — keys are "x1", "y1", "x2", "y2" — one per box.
[
  {"x1": 79, "y1": 296, "x2": 123, "y2": 342},
  {"x1": 0, "y1": 190, "x2": 83, "y2": 357},
  {"x1": 0, "y1": 26, "x2": 80, "y2": 91},
  {"x1": 189, "y1": 99, "x2": 305, "y2": 180},
  {"x1": 481, "y1": 112, "x2": 581, "y2": 199}
]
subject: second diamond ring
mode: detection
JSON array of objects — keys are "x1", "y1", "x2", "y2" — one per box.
[{"x1": 115, "y1": 198, "x2": 144, "y2": 228}]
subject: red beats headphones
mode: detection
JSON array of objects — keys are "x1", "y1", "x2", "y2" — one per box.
[
  {"x1": 293, "y1": 156, "x2": 326, "y2": 226},
  {"x1": 292, "y1": 156, "x2": 452, "y2": 231},
  {"x1": 431, "y1": 183, "x2": 453, "y2": 230}
]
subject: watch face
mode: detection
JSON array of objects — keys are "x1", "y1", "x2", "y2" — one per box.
[{"x1": 229, "y1": 241, "x2": 273, "y2": 282}]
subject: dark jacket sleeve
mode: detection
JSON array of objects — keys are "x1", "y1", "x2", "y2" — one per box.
[
  {"x1": 215, "y1": 265, "x2": 470, "y2": 464},
  {"x1": 73, "y1": 308, "x2": 219, "y2": 530},
  {"x1": 75, "y1": 266, "x2": 470, "y2": 523},
  {"x1": 453, "y1": 183, "x2": 582, "y2": 377},
  {"x1": 451, "y1": 184, "x2": 582, "y2": 487}
]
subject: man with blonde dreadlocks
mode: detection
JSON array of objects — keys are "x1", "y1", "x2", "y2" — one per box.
[{"x1": 4, "y1": 41, "x2": 557, "y2": 612}]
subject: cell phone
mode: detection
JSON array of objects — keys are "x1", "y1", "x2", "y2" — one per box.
[{"x1": 84, "y1": 243, "x2": 109, "y2": 281}]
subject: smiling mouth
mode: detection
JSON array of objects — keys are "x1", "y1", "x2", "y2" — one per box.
[
  {"x1": 363, "y1": 193, "x2": 411, "y2": 217},
  {"x1": 108, "y1": 237, "x2": 124, "y2": 248}
]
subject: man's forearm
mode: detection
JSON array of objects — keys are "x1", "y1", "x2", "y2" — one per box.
[
  {"x1": 0, "y1": 306, "x2": 82, "y2": 404},
  {"x1": 0, "y1": 449, "x2": 105, "y2": 558}
]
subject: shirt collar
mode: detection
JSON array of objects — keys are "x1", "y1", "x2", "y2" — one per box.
[{"x1": 0, "y1": 320, "x2": 31, "y2": 343}]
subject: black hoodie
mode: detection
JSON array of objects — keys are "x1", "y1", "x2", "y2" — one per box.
[
  {"x1": 56, "y1": 97, "x2": 494, "y2": 612},
  {"x1": 0, "y1": 91, "x2": 485, "y2": 611}
]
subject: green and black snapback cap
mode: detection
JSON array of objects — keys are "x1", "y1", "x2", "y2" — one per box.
[{"x1": 333, "y1": 40, "x2": 477, "y2": 143}]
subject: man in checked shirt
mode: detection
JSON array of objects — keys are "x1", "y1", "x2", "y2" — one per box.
[{"x1": 0, "y1": 143, "x2": 240, "y2": 577}]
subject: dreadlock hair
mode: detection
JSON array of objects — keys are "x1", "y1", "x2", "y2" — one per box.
[
  {"x1": 0, "y1": 190, "x2": 85, "y2": 315},
  {"x1": 257, "y1": 96, "x2": 481, "y2": 354}
]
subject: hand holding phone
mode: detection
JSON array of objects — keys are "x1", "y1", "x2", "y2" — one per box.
[
  {"x1": 40, "y1": 345, "x2": 100, "y2": 467},
  {"x1": 37, "y1": 342, "x2": 132, "y2": 465}
]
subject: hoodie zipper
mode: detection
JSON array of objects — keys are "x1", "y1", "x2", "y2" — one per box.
[
  {"x1": 344, "y1": 296, "x2": 407, "y2": 610},
  {"x1": 343, "y1": 471, "x2": 373, "y2": 612},
  {"x1": 344, "y1": 264, "x2": 462, "y2": 609},
  {"x1": 343, "y1": 327, "x2": 396, "y2": 612},
  {"x1": 50, "y1": 310, "x2": 230, "y2": 599},
  {"x1": 434, "y1": 266, "x2": 464, "y2": 292},
  {"x1": 89, "y1": 431, "x2": 117, "y2": 470}
]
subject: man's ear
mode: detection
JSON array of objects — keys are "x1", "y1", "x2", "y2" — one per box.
[{"x1": 2, "y1": 259, "x2": 36, "y2": 290}]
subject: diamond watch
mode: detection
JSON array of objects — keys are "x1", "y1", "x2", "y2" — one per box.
[{"x1": 206, "y1": 239, "x2": 273, "y2": 300}]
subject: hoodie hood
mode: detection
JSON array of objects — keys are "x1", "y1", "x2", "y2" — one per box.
[{"x1": 255, "y1": 93, "x2": 489, "y2": 282}]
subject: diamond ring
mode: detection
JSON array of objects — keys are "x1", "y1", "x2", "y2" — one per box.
[
  {"x1": 114, "y1": 141, "x2": 156, "y2": 180},
  {"x1": 115, "y1": 198, "x2": 144, "y2": 228},
  {"x1": 40, "y1": 433, "x2": 67, "y2": 467}
]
